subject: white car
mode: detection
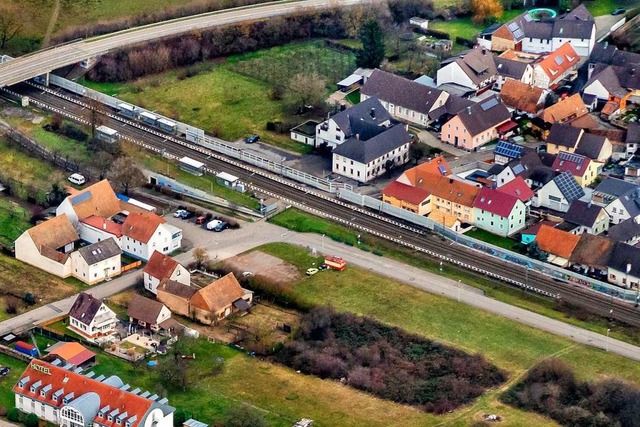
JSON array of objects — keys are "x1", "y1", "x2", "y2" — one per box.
[
  {"x1": 206, "y1": 219, "x2": 222, "y2": 230},
  {"x1": 173, "y1": 209, "x2": 187, "y2": 218}
]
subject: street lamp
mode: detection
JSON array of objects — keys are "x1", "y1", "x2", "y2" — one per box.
[
  {"x1": 439, "y1": 261, "x2": 443, "y2": 272},
  {"x1": 606, "y1": 328, "x2": 611, "y2": 352},
  {"x1": 457, "y1": 280, "x2": 461, "y2": 302}
]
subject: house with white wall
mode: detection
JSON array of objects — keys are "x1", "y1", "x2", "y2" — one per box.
[
  {"x1": 493, "y1": 56, "x2": 533, "y2": 90},
  {"x1": 143, "y1": 250, "x2": 190, "y2": 294},
  {"x1": 533, "y1": 171, "x2": 585, "y2": 212},
  {"x1": 472, "y1": 187, "x2": 526, "y2": 236},
  {"x1": 316, "y1": 97, "x2": 392, "y2": 149},
  {"x1": 13, "y1": 360, "x2": 175, "y2": 427},
  {"x1": 14, "y1": 214, "x2": 78, "y2": 279},
  {"x1": 607, "y1": 243, "x2": 640, "y2": 289},
  {"x1": 120, "y1": 212, "x2": 182, "y2": 261},
  {"x1": 360, "y1": 69, "x2": 449, "y2": 127},
  {"x1": 437, "y1": 47, "x2": 498, "y2": 91},
  {"x1": 532, "y1": 43, "x2": 579, "y2": 89},
  {"x1": 68, "y1": 292, "x2": 118, "y2": 342},
  {"x1": 70, "y1": 238, "x2": 122, "y2": 285},
  {"x1": 562, "y1": 200, "x2": 610, "y2": 235}
]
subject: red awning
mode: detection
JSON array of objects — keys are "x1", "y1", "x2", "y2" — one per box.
[{"x1": 497, "y1": 121, "x2": 518, "y2": 134}]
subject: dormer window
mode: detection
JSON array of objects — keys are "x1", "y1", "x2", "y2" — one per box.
[{"x1": 30, "y1": 380, "x2": 42, "y2": 393}]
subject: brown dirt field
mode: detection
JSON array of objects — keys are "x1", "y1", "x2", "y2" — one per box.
[
  {"x1": 233, "y1": 302, "x2": 301, "y2": 345},
  {"x1": 222, "y1": 251, "x2": 300, "y2": 286}
]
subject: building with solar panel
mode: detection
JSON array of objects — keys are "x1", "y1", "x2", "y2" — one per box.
[
  {"x1": 533, "y1": 171, "x2": 585, "y2": 212},
  {"x1": 488, "y1": 4, "x2": 596, "y2": 57}
]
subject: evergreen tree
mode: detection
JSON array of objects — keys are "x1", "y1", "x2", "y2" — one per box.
[{"x1": 356, "y1": 19, "x2": 385, "y2": 69}]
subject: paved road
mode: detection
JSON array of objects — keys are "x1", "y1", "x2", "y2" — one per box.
[
  {"x1": 0, "y1": 0, "x2": 374, "y2": 88},
  {"x1": 1, "y1": 212, "x2": 638, "y2": 361},
  {"x1": 166, "y1": 214, "x2": 640, "y2": 361}
]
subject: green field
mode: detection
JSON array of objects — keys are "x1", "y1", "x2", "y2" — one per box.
[
  {"x1": 584, "y1": 0, "x2": 637, "y2": 16},
  {"x1": 268, "y1": 208, "x2": 640, "y2": 346},
  {"x1": 83, "y1": 41, "x2": 354, "y2": 153},
  {"x1": 430, "y1": 9, "x2": 524, "y2": 40},
  {"x1": 0, "y1": 198, "x2": 30, "y2": 248},
  {"x1": 465, "y1": 228, "x2": 518, "y2": 250},
  {"x1": 0, "y1": 137, "x2": 66, "y2": 194}
]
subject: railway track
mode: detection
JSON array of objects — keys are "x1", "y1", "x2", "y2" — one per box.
[{"x1": 6, "y1": 83, "x2": 640, "y2": 327}]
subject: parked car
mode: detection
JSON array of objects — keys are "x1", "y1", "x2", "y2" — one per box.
[
  {"x1": 612, "y1": 8, "x2": 626, "y2": 15},
  {"x1": 245, "y1": 134, "x2": 260, "y2": 144},
  {"x1": 196, "y1": 216, "x2": 207, "y2": 225},
  {"x1": 206, "y1": 219, "x2": 222, "y2": 230},
  {"x1": 173, "y1": 209, "x2": 188, "y2": 218},
  {"x1": 0, "y1": 366, "x2": 10, "y2": 376},
  {"x1": 213, "y1": 221, "x2": 228, "y2": 232},
  {"x1": 68, "y1": 173, "x2": 86, "y2": 186},
  {"x1": 179, "y1": 211, "x2": 194, "y2": 219},
  {"x1": 306, "y1": 268, "x2": 319, "y2": 276}
]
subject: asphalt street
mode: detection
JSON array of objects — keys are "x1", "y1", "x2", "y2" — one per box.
[{"x1": 1, "y1": 213, "x2": 638, "y2": 361}]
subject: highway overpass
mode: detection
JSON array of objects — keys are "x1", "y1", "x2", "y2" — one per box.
[{"x1": 0, "y1": 0, "x2": 370, "y2": 88}]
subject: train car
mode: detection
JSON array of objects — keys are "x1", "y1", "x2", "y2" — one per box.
[
  {"x1": 324, "y1": 256, "x2": 346, "y2": 271},
  {"x1": 118, "y1": 103, "x2": 137, "y2": 118},
  {"x1": 14, "y1": 341, "x2": 38, "y2": 357},
  {"x1": 156, "y1": 117, "x2": 177, "y2": 134},
  {"x1": 139, "y1": 111, "x2": 158, "y2": 127}
]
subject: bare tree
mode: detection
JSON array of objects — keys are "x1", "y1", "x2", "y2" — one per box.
[
  {"x1": 89, "y1": 151, "x2": 114, "y2": 180},
  {"x1": 0, "y1": 7, "x2": 23, "y2": 49},
  {"x1": 285, "y1": 72, "x2": 326, "y2": 113},
  {"x1": 108, "y1": 156, "x2": 146, "y2": 195},
  {"x1": 87, "y1": 96, "x2": 105, "y2": 139},
  {"x1": 192, "y1": 247, "x2": 209, "y2": 270}
]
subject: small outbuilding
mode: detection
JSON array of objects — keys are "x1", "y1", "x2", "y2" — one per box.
[
  {"x1": 179, "y1": 157, "x2": 205, "y2": 176},
  {"x1": 290, "y1": 120, "x2": 319, "y2": 146},
  {"x1": 95, "y1": 125, "x2": 119, "y2": 144}
]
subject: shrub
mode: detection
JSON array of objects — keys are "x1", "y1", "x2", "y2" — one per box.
[
  {"x1": 24, "y1": 413, "x2": 38, "y2": 427},
  {"x1": 274, "y1": 307, "x2": 506, "y2": 412},
  {"x1": 23, "y1": 293, "x2": 36, "y2": 306},
  {"x1": 372, "y1": 249, "x2": 384, "y2": 256},
  {"x1": 0, "y1": 406, "x2": 8, "y2": 417},
  {"x1": 7, "y1": 407, "x2": 20, "y2": 422}
]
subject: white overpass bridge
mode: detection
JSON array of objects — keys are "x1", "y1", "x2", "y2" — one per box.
[{"x1": 0, "y1": 0, "x2": 369, "y2": 88}]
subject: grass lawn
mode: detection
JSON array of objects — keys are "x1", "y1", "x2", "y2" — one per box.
[
  {"x1": 125, "y1": 146, "x2": 260, "y2": 210},
  {"x1": 84, "y1": 41, "x2": 354, "y2": 154},
  {"x1": 0, "y1": 353, "x2": 27, "y2": 410},
  {"x1": 268, "y1": 208, "x2": 640, "y2": 346},
  {"x1": 258, "y1": 242, "x2": 640, "y2": 384},
  {"x1": 465, "y1": 228, "x2": 518, "y2": 251},
  {"x1": 345, "y1": 89, "x2": 360, "y2": 105},
  {"x1": 583, "y1": 0, "x2": 637, "y2": 16},
  {"x1": 0, "y1": 197, "x2": 30, "y2": 248},
  {"x1": 431, "y1": 9, "x2": 524, "y2": 40},
  {"x1": 0, "y1": 137, "x2": 66, "y2": 195}
]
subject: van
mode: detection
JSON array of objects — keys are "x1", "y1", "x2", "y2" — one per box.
[{"x1": 68, "y1": 173, "x2": 86, "y2": 186}]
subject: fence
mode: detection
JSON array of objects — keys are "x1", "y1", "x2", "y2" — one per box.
[
  {"x1": 337, "y1": 188, "x2": 640, "y2": 303},
  {"x1": 121, "y1": 260, "x2": 142, "y2": 273},
  {"x1": 0, "y1": 343, "x2": 32, "y2": 362},
  {"x1": 43, "y1": 73, "x2": 351, "y2": 194}
]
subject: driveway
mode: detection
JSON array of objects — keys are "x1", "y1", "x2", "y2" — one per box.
[{"x1": 417, "y1": 129, "x2": 467, "y2": 157}]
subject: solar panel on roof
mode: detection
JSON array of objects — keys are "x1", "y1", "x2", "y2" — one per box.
[
  {"x1": 513, "y1": 164, "x2": 525, "y2": 175},
  {"x1": 495, "y1": 141, "x2": 523, "y2": 159},
  {"x1": 480, "y1": 97, "x2": 499, "y2": 111},
  {"x1": 508, "y1": 22, "x2": 519, "y2": 31},
  {"x1": 554, "y1": 56, "x2": 564, "y2": 65},
  {"x1": 438, "y1": 165, "x2": 447, "y2": 175},
  {"x1": 555, "y1": 172, "x2": 585, "y2": 202},
  {"x1": 559, "y1": 152, "x2": 584, "y2": 164},
  {"x1": 524, "y1": 14, "x2": 532, "y2": 22},
  {"x1": 71, "y1": 191, "x2": 92, "y2": 205},
  {"x1": 513, "y1": 29, "x2": 524, "y2": 39}
]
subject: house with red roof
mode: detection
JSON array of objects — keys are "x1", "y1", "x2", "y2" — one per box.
[
  {"x1": 14, "y1": 360, "x2": 175, "y2": 427},
  {"x1": 143, "y1": 251, "x2": 190, "y2": 294},
  {"x1": 551, "y1": 151, "x2": 600, "y2": 187},
  {"x1": 382, "y1": 181, "x2": 432, "y2": 215},
  {"x1": 495, "y1": 176, "x2": 535, "y2": 204},
  {"x1": 532, "y1": 43, "x2": 580, "y2": 89},
  {"x1": 472, "y1": 187, "x2": 527, "y2": 236}
]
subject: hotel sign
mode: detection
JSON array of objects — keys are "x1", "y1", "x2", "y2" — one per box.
[{"x1": 31, "y1": 363, "x2": 51, "y2": 376}]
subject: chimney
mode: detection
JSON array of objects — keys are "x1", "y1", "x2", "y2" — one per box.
[
  {"x1": 467, "y1": 106, "x2": 472, "y2": 115},
  {"x1": 482, "y1": 48, "x2": 487, "y2": 55},
  {"x1": 604, "y1": 41, "x2": 608, "y2": 48},
  {"x1": 587, "y1": 201, "x2": 592, "y2": 208},
  {"x1": 356, "y1": 134, "x2": 360, "y2": 140},
  {"x1": 370, "y1": 108, "x2": 376, "y2": 119},
  {"x1": 627, "y1": 263, "x2": 632, "y2": 274},
  {"x1": 103, "y1": 220, "x2": 107, "y2": 230},
  {"x1": 449, "y1": 178, "x2": 454, "y2": 184}
]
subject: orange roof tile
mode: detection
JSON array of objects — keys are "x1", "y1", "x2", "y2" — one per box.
[
  {"x1": 80, "y1": 216, "x2": 123, "y2": 237},
  {"x1": 427, "y1": 176, "x2": 481, "y2": 208},
  {"x1": 144, "y1": 251, "x2": 179, "y2": 280},
  {"x1": 534, "y1": 224, "x2": 580, "y2": 259},
  {"x1": 190, "y1": 273, "x2": 245, "y2": 313},
  {"x1": 539, "y1": 94, "x2": 588, "y2": 124},
  {"x1": 27, "y1": 214, "x2": 79, "y2": 263},
  {"x1": 499, "y1": 79, "x2": 545, "y2": 114},
  {"x1": 13, "y1": 361, "x2": 161, "y2": 427},
  {"x1": 429, "y1": 210, "x2": 459, "y2": 227},
  {"x1": 121, "y1": 212, "x2": 166, "y2": 244},
  {"x1": 401, "y1": 156, "x2": 451, "y2": 186},
  {"x1": 48, "y1": 342, "x2": 95, "y2": 366},
  {"x1": 535, "y1": 43, "x2": 579, "y2": 80},
  {"x1": 68, "y1": 179, "x2": 121, "y2": 221}
]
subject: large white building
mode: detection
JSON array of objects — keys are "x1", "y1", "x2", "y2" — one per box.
[
  {"x1": 56, "y1": 180, "x2": 182, "y2": 261},
  {"x1": 14, "y1": 360, "x2": 175, "y2": 427}
]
